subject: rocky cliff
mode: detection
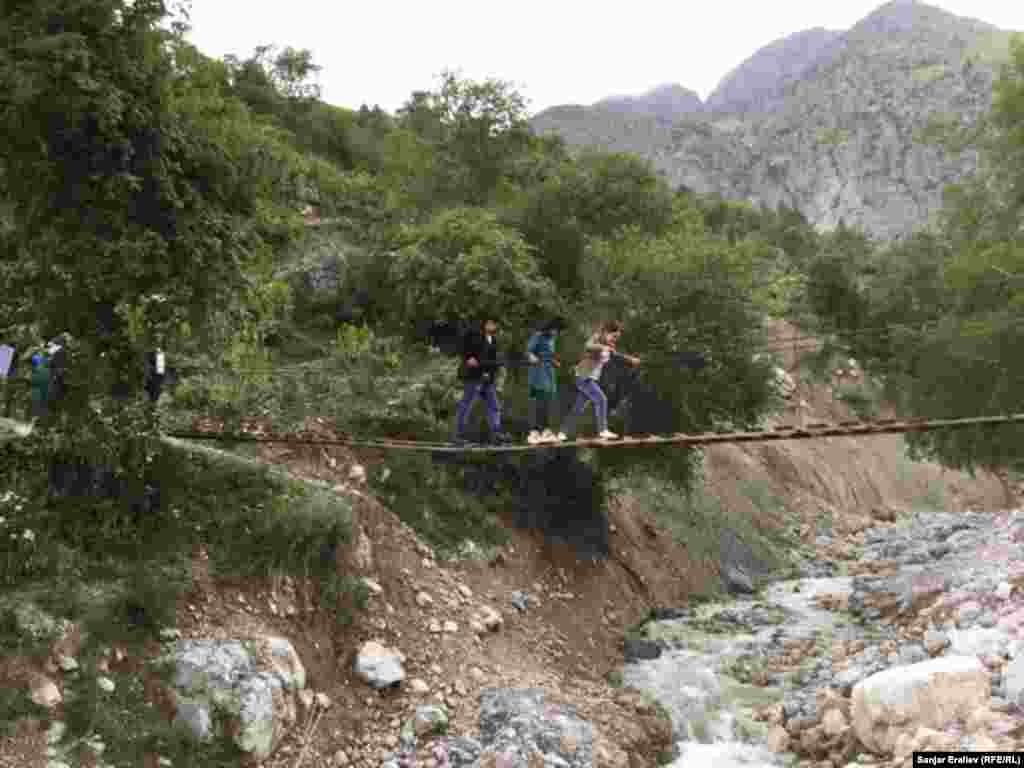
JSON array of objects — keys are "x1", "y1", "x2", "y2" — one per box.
[
  {"x1": 704, "y1": 27, "x2": 843, "y2": 115},
  {"x1": 596, "y1": 83, "x2": 704, "y2": 122},
  {"x1": 530, "y1": 0, "x2": 1020, "y2": 239}
]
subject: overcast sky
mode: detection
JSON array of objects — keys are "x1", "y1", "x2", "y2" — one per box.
[{"x1": 182, "y1": 0, "x2": 1023, "y2": 116}]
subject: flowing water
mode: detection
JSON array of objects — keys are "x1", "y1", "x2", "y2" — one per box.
[{"x1": 623, "y1": 577, "x2": 858, "y2": 768}]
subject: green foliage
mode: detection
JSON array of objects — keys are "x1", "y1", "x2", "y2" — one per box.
[
  {"x1": 503, "y1": 148, "x2": 675, "y2": 298},
  {"x1": 396, "y1": 70, "x2": 534, "y2": 208},
  {"x1": 581, "y1": 201, "x2": 779, "y2": 489},
  {"x1": 389, "y1": 207, "x2": 562, "y2": 334},
  {"x1": 367, "y1": 453, "x2": 510, "y2": 556}
]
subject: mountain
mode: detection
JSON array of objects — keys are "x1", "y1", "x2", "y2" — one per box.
[
  {"x1": 595, "y1": 83, "x2": 704, "y2": 122},
  {"x1": 704, "y1": 27, "x2": 843, "y2": 115},
  {"x1": 530, "y1": 0, "x2": 1020, "y2": 239}
]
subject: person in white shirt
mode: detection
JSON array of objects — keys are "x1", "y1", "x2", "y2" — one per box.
[{"x1": 556, "y1": 320, "x2": 641, "y2": 441}]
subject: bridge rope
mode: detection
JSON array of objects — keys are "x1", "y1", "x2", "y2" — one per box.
[{"x1": 166, "y1": 413, "x2": 1024, "y2": 453}]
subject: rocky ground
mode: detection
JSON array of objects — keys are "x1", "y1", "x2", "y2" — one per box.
[{"x1": 623, "y1": 502, "x2": 1024, "y2": 768}]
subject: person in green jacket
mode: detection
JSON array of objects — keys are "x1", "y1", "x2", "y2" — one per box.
[
  {"x1": 29, "y1": 350, "x2": 50, "y2": 419},
  {"x1": 525, "y1": 318, "x2": 566, "y2": 444}
]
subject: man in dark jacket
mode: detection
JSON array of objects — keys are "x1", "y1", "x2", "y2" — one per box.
[{"x1": 452, "y1": 318, "x2": 512, "y2": 445}]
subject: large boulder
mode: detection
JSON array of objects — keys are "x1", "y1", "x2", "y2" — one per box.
[
  {"x1": 353, "y1": 640, "x2": 406, "y2": 689},
  {"x1": 161, "y1": 636, "x2": 307, "y2": 760},
  {"x1": 851, "y1": 655, "x2": 989, "y2": 754}
]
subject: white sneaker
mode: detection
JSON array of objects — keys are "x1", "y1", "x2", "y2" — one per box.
[
  {"x1": 527, "y1": 430, "x2": 542, "y2": 445},
  {"x1": 539, "y1": 429, "x2": 556, "y2": 443},
  {"x1": 598, "y1": 430, "x2": 620, "y2": 440}
]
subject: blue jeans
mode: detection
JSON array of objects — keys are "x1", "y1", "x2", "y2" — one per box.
[
  {"x1": 561, "y1": 377, "x2": 607, "y2": 435},
  {"x1": 454, "y1": 379, "x2": 502, "y2": 437}
]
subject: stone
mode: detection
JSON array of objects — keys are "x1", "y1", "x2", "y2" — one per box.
[
  {"x1": 410, "y1": 678, "x2": 430, "y2": 695},
  {"x1": 315, "y1": 692, "x2": 332, "y2": 709},
  {"x1": 767, "y1": 725, "x2": 790, "y2": 753},
  {"x1": 354, "y1": 641, "x2": 405, "y2": 689},
  {"x1": 30, "y1": 676, "x2": 62, "y2": 708},
  {"x1": 948, "y1": 627, "x2": 1012, "y2": 659},
  {"x1": 923, "y1": 629, "x2": 948, "y2": 656},
  {"x1": 332, "y1": 749, "x2": 350, "y2": 767},
  {"x1": 477, "y1": 606, "x2": 503, "y2": 631},
  {"x1": 822, "y1": 708, "x2": 848, "y2": 738},
  {"x1": 997, "y1": 582, "x2": 1013, "y2": 600},
  {"x1": 958, "y1": 601, "x2": 983, "y2": 627},
  {"x1": 173, "y1": 695, "x2": 213, "y2": 742},
  {"x1": 45, "y1": 720, "x2": 66, "y2": 745},
  {"x1": 851, "y1": 656, "x2": 990, "y2": 754},
  {"x1": 416, "y1": 592, "x2": 434, "y2": 608},
  {"x1": 362, "y1": 578, "x2": 384, "y2": 595},
  {"x1": 97, "y1": 676, "x2": 115, "y2": 693},
  {"x1": 510, "y1": 591, "x2": 528, "y2": 611},
  {"x1": 353, "y1": 528, "x2": 374, "y2": 571},
  {"x1": 56, "y1": 655, "x2": 78, "y2": 673},
  {"x1": 443, "y1": 621, "x2": 458, "y2": 634},
  {"x1": 1002, "y1": 655, "x2": 1024, "y2": 706},
  {"x1": 413, "y1": 704, "x2": 449, "y2": 737}
]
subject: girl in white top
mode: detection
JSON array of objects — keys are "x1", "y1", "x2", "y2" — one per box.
[{"x1": 556, "y1": 321, "x2": 641, "y2": 441}]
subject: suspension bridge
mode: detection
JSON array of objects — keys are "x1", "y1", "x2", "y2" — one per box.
[{"x1": 6, "y1": 414, "x2": 1021, "y2": 453}]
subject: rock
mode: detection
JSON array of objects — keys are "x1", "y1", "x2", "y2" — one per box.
[
  {"x1": 957, "y1": 601, "x2": 983, "y2": 627},
  {"x1": 173, "y1": 696, "x2": 213, "y2": 742},
  {"x1": 234, "y1": 672, "x2": 290, "y2": 758},
  {"x1": 510, "y1": 591, "x2": 528, "y2": 611},
  {"x1": 923, "y1": 628, "x2": 949, "y2": 656},
  {"x1": 949, "y1": 627, "x2": 1011, "y2": 659},
  {"x1": 996, "y1": 582, "x2": 1013, "y2": 600},
  {"x1": 257, "y1": 636, "x2": 306, "y2": 690},
  {"x1": 469, "y1": 620, "x2": 486, "y2": 635},
  {"x1": 413, "y1": 704, "x2": 449, "y2": 737},
  {"x1": 348, "y1": 464, "x2": 366, "y2": 484},
  {"x1": 871, "y1": 507, "x2": 896, "y2": 523},
  {"x1": 45, "y1": 720, "x2": 66, "y2": 745},
  {"x1": 97, "y1": 676, "x2": 115, "y2": 693},
  {"x1": 851, "y1": 656, "x2": 990, "y2": 754},
  {"x1": 723, "y1": 565, "x2": 755, "y2": 594},
  {"x1": 443, "y1": 620, "x2": 458, "y2": 634},
  {"x1": 477, "y1": 606, "x2": 503, "y2": 631},
  {"x1": 623, "y1": 638, "x2": 662, "y2": 663},
  {"x1": 767, "y1": 725, "x2": 790, "y2": 753},
  {"x1": 458, "y1": 584, "x2": 473, "y2": 599},
  {"x1": 332, "y1": 749, "x2": 350, "y2": 767},
  {"x1": 822, "y1": 708, "x2": 848, "y2": 737},
  {"x1": 30, "y1": 676, "x2": 62, "y2": 708},
  {"x1": 410, "y1": 679, "x2": 430, "y2": 695},
  {"x1": 315, "y1": 692, "x2": 332, "y2": 709},
  {"x1": 354, "y1": 641, "x2": 405, "y2": 689},
  {"x1": 416, "y1": 591, "x2": 434, "y2": 608},
  {"x1": 56, "y1": 655, "x2": 78, "y2": 672},
  {"x1": 297, "y1": 689, "x2": 315, "y2": 717},
  {"x1": 1002, "y1": 654, "x2": 1024, "y2": 705},
  {"x1": 362, "y1": 578, "x2": 383, "y2": 595},
  {"x1": 353, "y1": 528, "x2": 374, "y2": 571}
]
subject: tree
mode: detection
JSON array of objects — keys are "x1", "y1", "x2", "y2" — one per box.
[
  {"x1": 504, "y1": 149, "x2": 675, "y2": 300},
  {"x1": 395, "y1": 71, "x2": 535, "y2": 208},
  {"x1": 387, "y1": 207, "x2": 562, "y2": 336},
  {"x1": 0, "y1": 0, "x2": 313, "y2": 538}
]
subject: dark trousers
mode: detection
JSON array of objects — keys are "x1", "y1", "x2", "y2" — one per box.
[
  {"x1": 561, "y1": 377, "x2": 608, "y2": 435},
  {"x1": 454, "y1": 379, "x2": 502, "y2": 437}
]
